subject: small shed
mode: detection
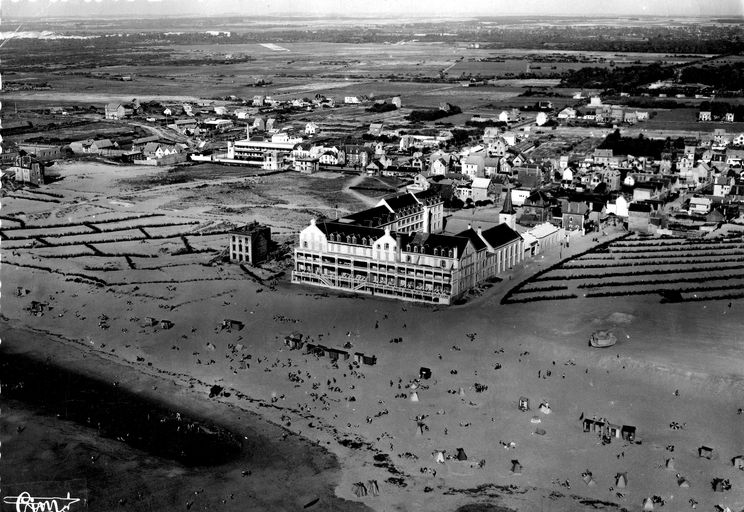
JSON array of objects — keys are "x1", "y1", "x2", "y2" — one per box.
[
  {"x1": 361, "y1": 354, "x2": 377, "y2": 366},
  {"x1": 698, "y1": 446, "x2": 715, "y2": 459},
  {"x1": 160, "y1": 319, "x2": 174, "y2": 329},
  {"x1": 518, "y1": 396, "x2": 530, "y2": 412}
]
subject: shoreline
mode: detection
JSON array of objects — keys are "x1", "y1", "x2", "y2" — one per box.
[{"x1": 0, "y1": 319, "x2": 372, "y2": 512}]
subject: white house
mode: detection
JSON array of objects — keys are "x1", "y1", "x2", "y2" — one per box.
[
  {"x1": 557, "y1": 107, "x2": 576, "y2": 120},
  {"x1": 535, "y1": 112, "x2": 548, "y2": 126},
  {"x1": 689, "y1": 196, "x2": 712, "y2": 215},
  {"x1": 344, "y1": 96, "x2": 361, "y2": 104},
  {"x1": 305, "y1": 122, "x2": 318, "y2": 135}
]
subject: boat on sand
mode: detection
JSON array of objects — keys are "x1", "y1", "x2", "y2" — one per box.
[{"x1": 589, "y1": 330, "x2": 617, "y2": 348}]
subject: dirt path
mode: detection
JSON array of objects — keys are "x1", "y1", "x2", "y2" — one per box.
[{"x1": 343, "y1": 174, "x2": 380, "y2": 209}]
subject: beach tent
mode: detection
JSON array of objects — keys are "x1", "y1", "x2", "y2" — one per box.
[
  {"x1": 352, "y1": 482, "x2": 368, "y2": 497},
  {"x1": 530, "y1": 416, "x2": 542, "y2": 424},
  {"x1": 456, "y1": 448, "x2": 468, "y2": 461},
  {"x1": 410, "y1": 391, "x2": 419, "y2": 403},
  {"x1": 511, "y1": 459, "x2": 523, "y2": 475},
  {"x1": 615, "y1": 472, "x2": 628, "y2": 489},
  {"x1": 665, "y1": 458, "x2": 675, "y2": 470},
  {"x1": 642, "y1": 497, "x2": 654, "y2": 511},
  {"x1": 698, "y1": 446, "x2": 715, "y2": 459},
  {"x1": 419, "y1": 367, "x2": 432, "y2": 380},
  {"x1": 459, "y1": 387, "x2": 467, "y2": 397},
  {"x1": 433, "y1": 451, "x2": 445, "y2": 464},
  {"x1": 534, "y1": 428, "x2": 546, "y2": 436},
  {"x1": 415, "y1": 423, "x2": 426, "y2": 436},
  {"x1": 582, "y1": 472, "x2": 596, "y2": 486},
  {"x1": 677, "y1": 476, "x2": 690, "y2": 488},
  {"x1": 712, "y1": 478, "x2": 731, "y2": 492},
  {"x1": 367, "y1": 480, "x2": 379, "y2": 496},
  {"x1": 715, "y1": 506, "x2": 732, "y2": 512},
  {"x1": 539, "y1": 402, "x2": 551, "y2": 414},
  {"x1": 732, "y1": 455, "x2": 744, "y2": 469}
]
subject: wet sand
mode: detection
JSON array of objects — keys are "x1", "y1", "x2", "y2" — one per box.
[{"x1": 1, "y1": 324, "x2": 371, "y2": 512}]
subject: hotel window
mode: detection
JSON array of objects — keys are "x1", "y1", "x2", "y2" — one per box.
[{"x1": 384, "y1": 243, "x2": 389, "y2": 250}]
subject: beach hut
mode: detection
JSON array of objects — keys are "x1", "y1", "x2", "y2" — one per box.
[
  {"x1": 621, "y1": 425, "x2": 636, "y2": 442},
  {"x1": 732, "y1": 455, "x2": 744, "y2": 469},
  {"x1": 510, "y1": 459, "x2": 523, "y2": 475},
  {"x1": 455, "y1": 448, "x2": 468, "y2": 461},
  {"x1": 419, "y1": 367, "x2": 432, "y2": 380},
  {"x1": 615, "y1": 472, "x2": 628, "y2": 489},
  {"x1": 698, "y1": 446, "x2": 715, "y2": 459},
  {"x1": 642, "y1": 497, "x2": 654, "y2": 511},
  {"x1": 221, "y1": 319, "x2": 244, "y2": 331},
  {"x1": 539, "y1": 401, "x2": 551, "y2": 414},
  {"x1": 606, "y1": 423, "x2": 622, "y2": 440},
  {"x1": 715, "y1": 506, "x2": 733, "y2": 512},
  {"x1": 362, "y1": 354, "x2": 377, "y2": 366},
  {"x1": 665, "y1": 458, "x2": 675, "y2": 470},
  {"x1": 143, "y1": 316, "x2": 158, "y2": 327},
  {"x1": 160, "y1": 319, "x2": 174, "y2": 329},
  {"x1": 518, "y1": 396, "x2": 530, "y2": 412},
  {"x1": 410, "y1": 391, "x2": 420, "y2": 403},
  {"x1": 353, "y1": 352, "x2": 364, "y2": 364}
]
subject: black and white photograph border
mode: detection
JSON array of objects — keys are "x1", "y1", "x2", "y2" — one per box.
[{"x1": 1, "y1": 1, "x2": 743, "y2": 511}]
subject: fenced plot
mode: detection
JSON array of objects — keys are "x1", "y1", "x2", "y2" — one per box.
[{"x1": 503, "y1": 234, "x2": 744, "y2": 305}]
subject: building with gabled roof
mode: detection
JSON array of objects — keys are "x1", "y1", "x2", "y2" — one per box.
[{"x1": 292, "y1": 192, "x2": 522, "y2": 304}]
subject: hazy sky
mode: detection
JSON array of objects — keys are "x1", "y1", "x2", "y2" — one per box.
[{"x1": 5, "y1": 0, "x2": 743, "y2": 18}]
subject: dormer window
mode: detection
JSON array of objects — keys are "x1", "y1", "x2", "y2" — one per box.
[
  {"x1": 414, "y1": 246, "x2": 419, "y2": 253},
  {"x1": 346, "y1": 235, "x2": 352, "y2": 243},
  {"x1": 352, "y1": 235, "x2": 357, "y2": 244},
  {"x1": 433, "y1": 248, "x2": 439, "y2": 256},
  {"x1": 448, "y1": 249, "x2": 454, "y2": 258},
  {"x1": 406, "y1": 244, "x2": 411, "y2": 252}
]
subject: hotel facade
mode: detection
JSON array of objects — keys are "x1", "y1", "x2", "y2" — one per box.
[{"x1": 292, "y1": 191, "x2": 523, "y2": 304}]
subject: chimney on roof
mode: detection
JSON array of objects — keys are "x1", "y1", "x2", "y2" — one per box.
[
  {"x1": 467, "y1": 224, "x2": 472, "y2": 230},
  {"x1": 477, "y1": 226, "x2": 482, "y2": 235}
]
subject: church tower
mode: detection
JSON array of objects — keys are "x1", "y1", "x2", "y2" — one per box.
[{"x1": 499, "y1": 186, "x2": 516, "y2": 229}]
